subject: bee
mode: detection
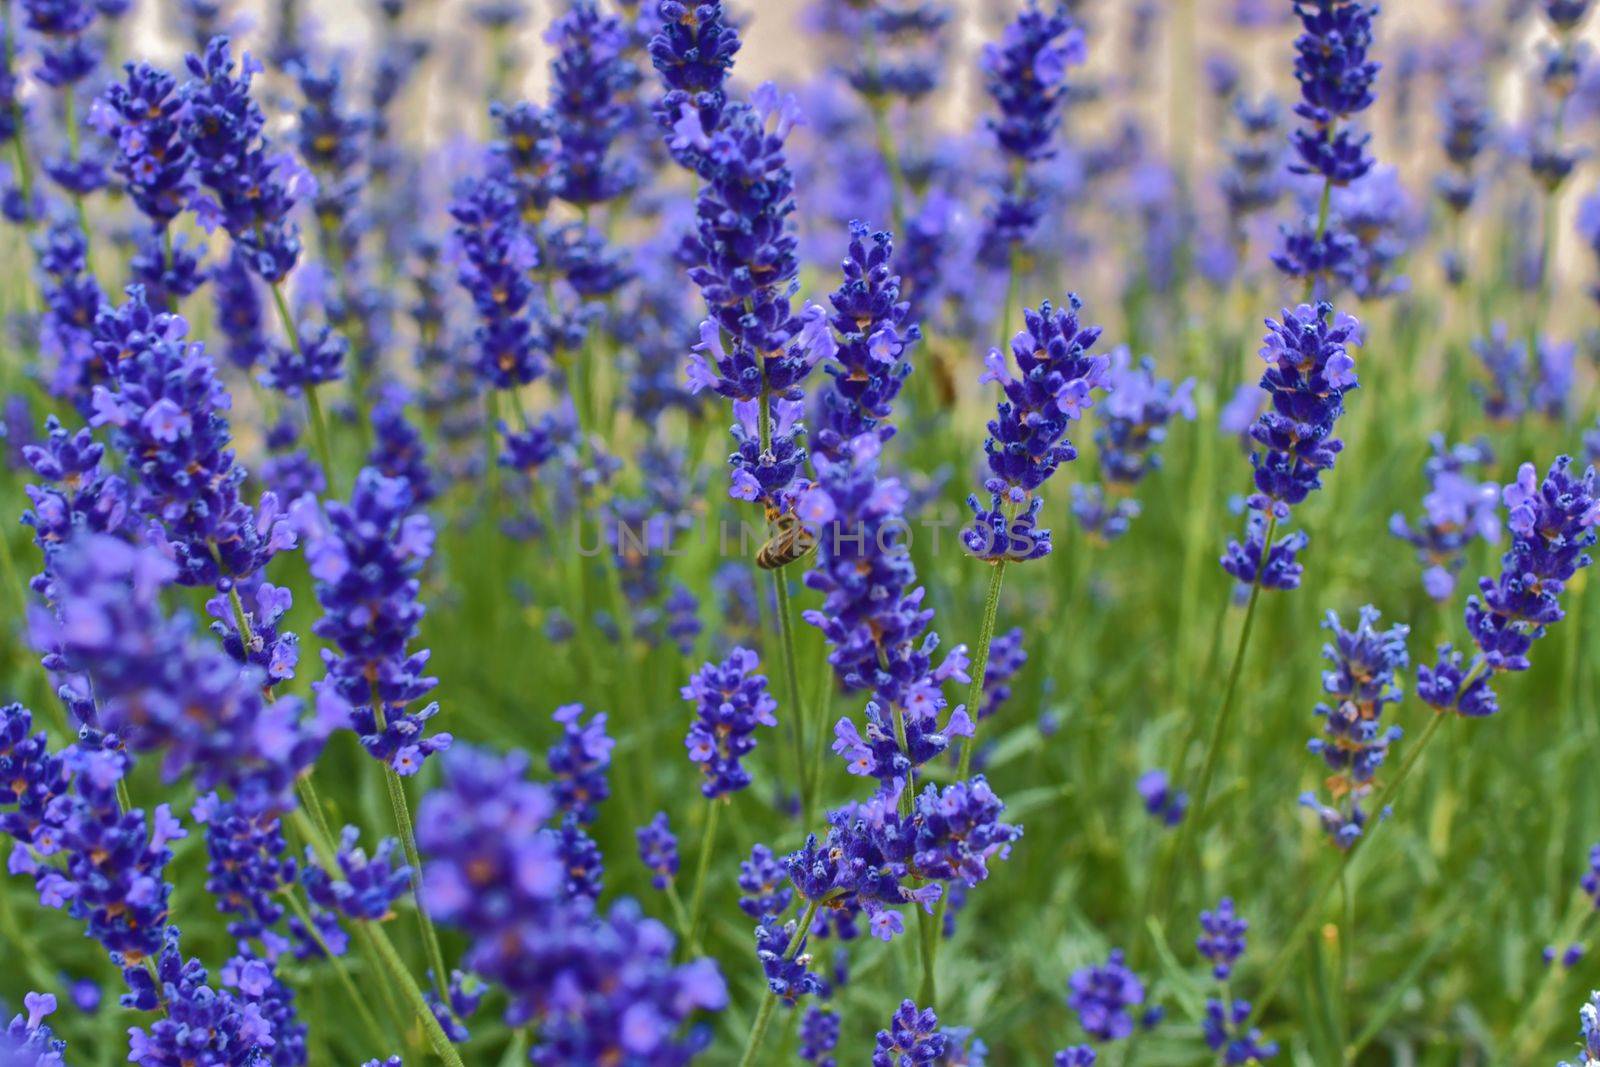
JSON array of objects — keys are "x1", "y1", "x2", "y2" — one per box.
[{"x1": 756, "y1": 510, "x2": 817, "y2": 570}]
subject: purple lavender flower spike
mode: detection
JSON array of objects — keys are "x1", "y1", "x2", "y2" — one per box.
[
  {"x1": 420, "y1": 745, "x2": 727, "y2": 1059},
  {"x1": 636, "y1": 812, "x2": 679, "y2": 890},
  {"x1": 547, "y1": 703, "x2": 614, "y2": 821},
  {"x1": 553, "y1": 815, "x2": 604, "y2": 902},
  {"x1": 979, "y1": 3, "x2": 1086, "y2": 262},
  {"x1": 800, "y1": 1005, "x2": 840, "y2": 1066},
  {"x1": 1136, "y1": 769, "x2": 1188, "y2": 827},
  {"x1": 1390, "y1": 437, "x2": 1500, "y2": 601},
  {"x1": 29, "y1": 536, "x2": 324, "y2": 809},
  {"x1": 1301, "y1": 606, "x2": 1409, "y2": 847},
  {"x1": 180, "y1": 36, "x2": 308, "y2": 282},
  {"x1": 738, "y1": 844, "x2": 793, "y2": 919},
  {"x1": 682, "y1": 648, "x2": 778, "y2": 798},
  {"x1": 1197, "y1": 898, "x2": 1248, "y2": 981},
  {"x1": 307, "y1": 467, "x2": 450, "y2": 776},
  {"x1": 756, "y1": 915, "x2": 829, "y2": 1005},
  {"x1": 812, "y1": 220, "x2": 920, "y2": 461},
  {"x1": 302, "y1": 825, "x2": 411, "y2": 922},
  {"x1": 649, "y1": 1, "x2": 742, "y2": 158},
  {"x1": 873, "y1": 1000, "x2": 946, "y2": 1066},
  {"x1": 90, "y1": 289, "x2": 295, "y2": 589},
  {"x1": 549, "y1": 0, "x2": 640, "y2": 206},
  {"x1": 968, "y1": 295, "x2": 1109, "y2": 562},
  {"x1": 1067, "y1": 949, "x2": 1145, "y2": 1042}
]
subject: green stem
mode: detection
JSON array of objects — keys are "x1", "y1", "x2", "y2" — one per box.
[
  {"x1": 381, "y1": 760, "x2": 454, "y2": 1006},
  {"x1": 281, "y1": 888, "x2": 392, "y2": 1052},
  {"x1": 771, "y1": 569, "x2": 810, "y2": 822},
  {"x1": 736, "y1": 898, "x2": 822, "y2": 1067},
  {"x1": 289, "y1": 804, "x2": 465, "y2": 1066},
  {"x1": 1247, "y1": 709, "x2": 1452, "y2": 1028},
  {"x1": 684, "y1": 797, "x2": 723, "y2": 955},
  {"x1": 958, "y1": 560, "x2": 1010, "y2": 782},
  {"x1": 269, "y1": 281, "x2": 339, "y2": 496},
  {"x1": 923, "y1": 559, "x2": 1008, "y2": 1010},
  {"x1": 1151, "y1": 516, "x2": 1276, "y2": 934}
]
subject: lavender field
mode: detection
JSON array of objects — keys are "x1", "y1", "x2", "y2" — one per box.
[{"x1": 0, "y1": 0, "x2": 1597, "y2": 1063}]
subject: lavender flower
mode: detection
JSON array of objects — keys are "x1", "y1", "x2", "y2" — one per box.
[
  {"x1": 307, "y1": 468, "x2": 451, "y2": 775},
  {"x1": 1421, "y1": 457, "x2": 1599, "y2": 716},
  {"x1": 979, "y1": 4, "x2": 1086, "y2": 261},
  {"x1": 124, "y1": 930, "x2": 275, "y2": 1063},
  {"x1": 682, "y1": 648, "x2": 777, "y2": 798},
  {"x1": 1136, "y1": 769, "x2": 1188, "y2": 827},
  {"x1": 1221, "y1": 302, "x2": 1361, "y2": 590},
  {"x1": 181, "y1": 37, "x2": 309, "y2": 281},
  {"x1": 553, "y1": 815, "x2": 604, "y2": 902},
  {"x1": 756, "y1": 915, "x2": 829, "y2": 1004},
  {"x1": 547, "y1": 703, "x2": 614, "y2": 821},
  {"x1": 1074, "y1": 349, "x2": 1195, "y2": 542},
  {"x1": 812, "y1": 220, "x2": 920, "y2": 461},
  {"x1": 90, "y1": 289, "x2": 295, "y2": 588},
  {"x1": 800, "y1": 1005, "x2": 840, "y2": 1066},
  {"x1": 636, "y1": 812, "x2": 679, "y2": 890},
  {"x1": 1203, "y1": 999, "x2": 1280, "y2": 1064},
  {"x1": 34, "y1": 221, "x2": 105, "y2": 409},
  {"x1": 738, "y1": 844, "x2": 793, "y2": 919},
  {"x1": 649, "y1": 0, "x2": 742, "y2": 153},
  {"x1": 29, "y1": 536, "x2": 322, "y2": 808},
  {"x1": 1197, "y1": 898, "x2": 1248, "y2": 981},
  {"x1": 978, "y1": 628, "x2": 1026, "y2": 720},
  {"x1": 873, "y1": 1000, "x2": 946, "y2": 1066},
  {"x1": 420, "y1": 746, "x2": 727, "y2": 1059},
  {"x1": 968, "y1": 296, "x2": 1110, "y2": 562},
  {"x1": 1287, "y1": 0, "x2": 1381, "y2": 186},
  {"x1": 1055, "y1": 1049, "x2": 1096, "y2": 1066},
  {"x1": 549, "y1": 0, "x2": 640, "y2": 205},
  {"x1": 1390, "y1": 438, "x2": 1501, "y2": 600},
  {"x1": 302, "y1": 825, "x2": 410, "y2": 922},
  {"x1": 99, "y1": 61, "x2": 194, "y2": 230},
  {"x1": 1300, "y1": 606, "x2": 1408, "y2": 847},
  {"x1": 1067, "y1": 950, "x2": 1145, "y2": 1042}
]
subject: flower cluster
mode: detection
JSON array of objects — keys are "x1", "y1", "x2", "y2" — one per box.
[
  {"x1": 979, "y1": 3, "x2": 1085, "y2": 260},
  {"x1": 30, "y1": 536, "x2": 323, "y2": 809},
  {"x1": 873, "y1": 1000, "x2": 946, "y2": 1066},
  {"x1": 1073, "y1": 349, "x2": 1196, "y2": 542},
  {"x1": 90, "y1": 290, "x2": 295, "y2": 588},
  {"x1": 682, "y1": 648, "x2": 778, "y2": 798},
  {"x1": 418, "y1": 746, "x2": 727, "y2": 1060},
  {"x1": 34, "y1": 221, "x2": 105, "y2": 409},
  {"x1": 1420, "y1": 457, "x2": 1599, "y2": 717},
  {"x1": 1299, "y1": 606, "x2": 1409, "y2": 847},
  {"x1": 1136, "y1": 769, "x2": 1188, "y2": 827},
  {"x1": 307, "y1": 467, "x2": 451, "y2": 775},
  {"x1": 303, "y1": 826, "x2": 411, "y2": 922},
  {"x1": 181, "y1": 36, "x2": 309, "y2": 281},
  {"x1": 738, "y1": 844, "x2": 793, "y2": 919},
  {"x1": 547, "y1": 703, "x2": 614, "y2": 821},
  {"x1": 1067, "y1": 950, "x2": 1146, "y2": 1042},
  {"x1": 969, "y1": 296, "x2": 1110, "y2": 562},
  {"x1": 636, "y1": 812, "x2": 678, "y2": 890},
  {"x1": 549, "y1": 0, "x2": 640, "y2": 205},
  {"x1": 649, "y1": 0, "x2": 743, "y2": 156},
  {"x1": 1287, "y1": 0, "x2": 1380, "y2": 186},
  {"x1": 99, "y1": 62, "x2": 194, "y2": 228},
  {"x1": 1221, "y1": 302, "x2": 1361, "y2": 590},
  {"x1": 784, "y1": 778, "x2": 1019, "y2": 943},
  {"x1": 1389, "y1": 437, "x2": 1500, "y2": 601},
  {"x1": 1197, "y1": 901, "x2": 1280, "y2": 1063},
  {"x1": 1558, "y1": 990, "x2": 1600, "y2": 1066},
  {"x1": 812, "y1": 221, "x2": 920, "y2": 461}
]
